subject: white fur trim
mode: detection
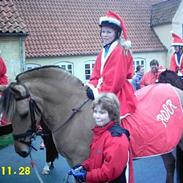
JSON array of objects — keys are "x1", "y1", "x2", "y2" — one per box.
[
  {"x1": 125, "y1": 151, "x2": 130, "y2": 183},
  {"x1": 85, "y1": 83, "x2": 95, "y2": 90},
  {"x1": 99, "y1": 16, "x2": 121, "y2": 27},
  {"x1": 172, "y1": 43, "x2": 183, "y2": 46},
  {"x1": 101, "y1": 41, "x2": 118, "y2": 74},
  {"x1": 92, "y1": 87, "x2": 99, "y2": 99},
  {"x1": 120, "y1": 39, "x2": 132, "y2": 49},
  {"x1": 120, "y1": 113, "x2": 131, "y2": 120}
]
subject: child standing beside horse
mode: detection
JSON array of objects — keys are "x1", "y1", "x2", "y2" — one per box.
[{"x1": 69, "y1": 93, "x2": 133, "y2": 183}]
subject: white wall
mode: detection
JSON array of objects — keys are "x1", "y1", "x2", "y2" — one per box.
[
  {"x1": 0, "y1": 37, "x2": 25, "y2": 82},
  {"x1": 134, "y1": 51, "x2": 167, "y2": 71},
  {"x1": 172, "y1": 0, "x2": 183, "y2": 37},
  {"x1": 26, "y1": 55, "x2": 97, "y2": 83},
  {"x1": 153, "y1": 24, "x2": 172, "y2": 49},
  {"x1": 26, "y1": 50, "x2": 167, "y2": 83}
]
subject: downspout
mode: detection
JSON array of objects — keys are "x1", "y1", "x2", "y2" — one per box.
[{"x1": 19, "y1": 36, "x2": 26, "y2": 72}]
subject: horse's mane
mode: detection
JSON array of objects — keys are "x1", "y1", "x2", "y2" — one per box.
[
  {"x1": 0, "y1": 66, "x2": 85, "y2": 121},
  {"x1": 16, "y1": 65, "x2": 84, "y2": 87},
  {"x1": 158, "y1": 70, "x2": 183, "y2": 90},
  {"x1": 0, "y1": 83, "x2": 17, "y2": 121}
]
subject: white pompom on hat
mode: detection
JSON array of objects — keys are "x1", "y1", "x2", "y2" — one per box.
[
  {"x1": 99, "y1": 11, "x2": 131, "y2": 49},
  {"x1": 171, "y1": 31, "x2": 183, "y2": 46}
]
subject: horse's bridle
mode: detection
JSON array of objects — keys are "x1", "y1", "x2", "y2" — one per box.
[
  {"x1": 11, "y1": 83, "x2": 90, "y2": 142},
  {"x1": 11, "y1": 84, "x2": 42, "y2": 147}
]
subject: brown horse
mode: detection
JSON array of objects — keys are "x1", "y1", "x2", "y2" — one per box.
[{"x1": 0, "y1": 66, "x2": 183, "y2": 182}]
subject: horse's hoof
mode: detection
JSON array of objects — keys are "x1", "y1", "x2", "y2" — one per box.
[
  {"x1": 41, "y1": 168, "x2": 50, "y2": 175},
  {"x1": 42, "y1": 164, "x2": 50, "y2": 175}
]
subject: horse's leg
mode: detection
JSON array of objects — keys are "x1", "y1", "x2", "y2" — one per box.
[{"x1": 161, "y1": 153, "x2": 175, "y2": 183}]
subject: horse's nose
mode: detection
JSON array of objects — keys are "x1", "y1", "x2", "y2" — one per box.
[
  {"x1": 14, "y1": 141, "x2": 30, "y2": 158},
  {"x1": 16, "y1": 150, "x2": 29, "y2": 158}
]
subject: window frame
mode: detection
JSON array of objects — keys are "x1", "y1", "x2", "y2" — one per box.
[
  {"x1": 25, "y1": 63, "x2": 41, "y2": 71},
  {"x1": 133, "y1": 57, "x2": 146, "y2": 71},
  {"x1": 84, "y1": 60, "x2": 95, "y2": 81},
  {"x1": 55, "y1": 61, "x2": 74, "y2": 74}
]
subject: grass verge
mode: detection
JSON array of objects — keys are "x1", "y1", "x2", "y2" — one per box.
[{"x1": 0, "y1": 133, "x2": 13, "y2": 149}]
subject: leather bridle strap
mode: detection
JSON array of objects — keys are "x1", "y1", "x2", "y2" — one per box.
[
  {"x1": 52, "y1": 98, "x2": 90, "y2": 134},
  {"x1": 12, "y1": 83, "x2": 42, "y2": 141}
]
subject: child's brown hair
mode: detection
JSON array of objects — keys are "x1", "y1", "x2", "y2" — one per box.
[{"x1": 92, "y1": 93, "x2": 120, "y2": 123}]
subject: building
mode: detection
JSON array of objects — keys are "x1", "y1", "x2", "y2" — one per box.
[{"x1": 0, "y1": 0, "x2": 183, "y2": 82}]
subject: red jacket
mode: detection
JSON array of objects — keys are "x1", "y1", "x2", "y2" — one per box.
[
  {"x1": 89, "y1": 42, "x2": 136, "y2": 115},
  {"x1": 0, "y1": 57, "x2": 8, "y2": 85},
  {"x1": 140, "y1": 71, "x2": 161, "y2": 88},
  {"x1": 170, "y1": 53, "x2": 183, "y2": 75},
  {"x1": 0, "y1": 57, "x2": 8, "y2": 125},
  {"x1": 82, "y1": 121, "x2": 133, "y2": 183}
]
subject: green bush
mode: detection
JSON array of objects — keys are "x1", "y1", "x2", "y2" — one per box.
[{"x1": 0, "y1": 134, "x2": 14, "y2": 149}]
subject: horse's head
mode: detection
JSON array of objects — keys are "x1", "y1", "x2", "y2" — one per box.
[
  {"x1": 0, "y1": 82, "x2": 42, "y2": 157},
  {"x1": 158, "y1": 70, "x2": 183, "y2": 90}
]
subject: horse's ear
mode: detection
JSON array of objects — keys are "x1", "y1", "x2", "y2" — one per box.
[
  {"x1": 10, "y1": 84, "x2": 27, "y2": 98},
  {"x1": 0, "y1": 85, "x2": 7, "y2": 92}
]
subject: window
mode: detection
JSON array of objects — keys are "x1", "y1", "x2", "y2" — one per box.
[
  {"x1": 85, "y1": 61, "x2": 95, "y2": 80},
  {"x1": 133, "y1": 58, "x2": 146, "y2": 72},
  {"x1": 55, "y1": 62, "x2": 73, "y2": 74},
  {"x1": 25, "y1": 63, "x2": 41, "y2": 71}
]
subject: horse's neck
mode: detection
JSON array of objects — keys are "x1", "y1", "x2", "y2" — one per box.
[
  {"x1": 27, "y1": 80, "x2": 87, "y2": 129},
  {"x1": 26, "y1": 78, "x2": 95, "y2": 165},
  {"x1": 52, "y1": 98, "x2": 95, "y2": 166}
]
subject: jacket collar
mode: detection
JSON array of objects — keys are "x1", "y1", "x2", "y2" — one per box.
[{"x1": 92, "y1": 121, "x2": 115, "y2": 135}]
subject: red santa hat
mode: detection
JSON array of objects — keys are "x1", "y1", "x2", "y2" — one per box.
[
  {"x1": 171, "y1": 32, "x2": 183, "y2": 46},
  {"x1": 99, "y1": 11, "x2": 128, "y2": 41}
]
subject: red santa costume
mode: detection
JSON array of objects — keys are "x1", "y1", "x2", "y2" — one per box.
[
  {"x1": 87, "y1": 11, "x2": 137, "y2": 116},
  {"x1": 0, "y1": 56, "x2": 8, "y2": 125},
  {"x1": 169, "y1": 32, "x2": 183, "y2": 76},
  {"x1": 0, "y1": 57, "x2": 8, "y2": 85}
]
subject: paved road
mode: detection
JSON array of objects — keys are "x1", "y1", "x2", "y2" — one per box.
[{"x1": 0, "y1": 137, "x2": 176, "y2": 183}]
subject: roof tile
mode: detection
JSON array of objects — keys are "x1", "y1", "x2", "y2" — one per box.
[
  {"x1": 0, "y1": 0, "x2": 27, "y2": 34},
  {"x1": 151, "y1": 0, "x2": 181, "y2": 26},
  {"x1": 2, "y1": 0, "x2": 170, "y2": 57}
]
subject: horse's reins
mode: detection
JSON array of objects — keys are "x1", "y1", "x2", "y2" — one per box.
[
  {"x1": 13, "y1": 91, "x2": 41, "y2": 143},
  {"x1": 52, "y1": 98, "x2": 90, "y2": 134}
]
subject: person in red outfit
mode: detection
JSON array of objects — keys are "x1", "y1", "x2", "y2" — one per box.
[
  {"x1": 86, "y1": 11, "x2": 136, "y2": 116},
  {"x1": 0, "y1": 56, "x2": 8, "y2": 125},
  {"x1": 169, "y1": 32, "x2": 183, "y2": 183},
  {"x1": 0, "y1": 56, "x2": 8, "y2": 85},
  {"x1": 169, "y1": 32, "x2": 183, "y2": 77},
  {"x1": 140, "y1": 59, "x2": 161, "y2": 88},
  {"x1": 70, "y1": 93, "x2": 133, "y2": 183}
]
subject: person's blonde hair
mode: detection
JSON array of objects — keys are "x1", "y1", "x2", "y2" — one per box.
[{"x1": 92, "y1": 93, "x2": 120, "y2": 123}]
